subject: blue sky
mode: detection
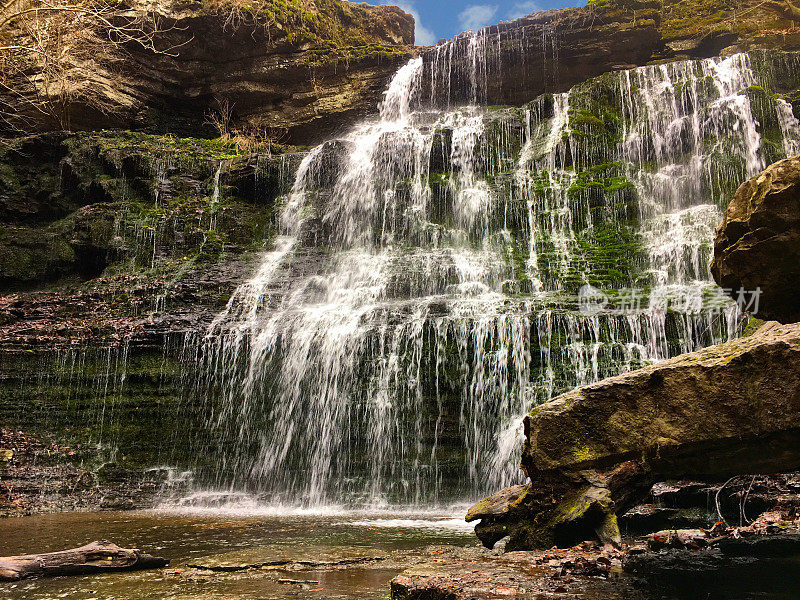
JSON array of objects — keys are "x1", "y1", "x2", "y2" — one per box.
[{"x1": 364, "y1": 1, "x2": 582, "y2": 45}]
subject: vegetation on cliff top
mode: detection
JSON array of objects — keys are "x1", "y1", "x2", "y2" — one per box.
[{"x1": 200, "y1": 0, "x2": 413, "y2": 47}]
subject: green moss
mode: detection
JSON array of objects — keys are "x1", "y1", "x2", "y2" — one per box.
[
  {"x1": 0, "y1": 349, "x2": 198, "y2": 471},
  {"x1": 200, "y1": 0, "x2": 410, "y2": 55},
  {"x1": 658, "y1": 0, "x2": 760, "y2": 42},
  {"x1": 742, "y1": 317, "x2": 767, "y2": 337},
  {"x1": 72, "y1": 130, "x2": 288, "y2": 162},
  {"x1": 301, "y1": 43, "x2": 407, "y2": 67},
  {"x1": 0, "y1": 132, "x2": 288, "y2": 289}
]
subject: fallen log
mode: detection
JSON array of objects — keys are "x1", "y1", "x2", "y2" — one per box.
[{"x1": 0, "y1": 541, "x2": 169, "y2": 581}]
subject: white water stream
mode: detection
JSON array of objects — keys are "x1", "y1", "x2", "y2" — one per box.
[{"x1": 180, "y1": 48, "x2": 799, "y2": 510}]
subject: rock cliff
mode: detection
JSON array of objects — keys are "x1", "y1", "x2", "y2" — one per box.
[
  {"x1": 0, "y1": 0, "x2": 415, "y2": 145},
  {"x1": 4, "y1": 0, "x2": 800, "y2": 145},
  {"x1": 422, "y1": 0, "x2": 800, "y2": 109}
]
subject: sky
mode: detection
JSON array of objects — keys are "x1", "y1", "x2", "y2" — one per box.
[{"x1": 363, "y1": 1, "x2": 582, "y2": 46}]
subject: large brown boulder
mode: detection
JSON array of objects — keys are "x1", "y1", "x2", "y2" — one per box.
[
  {"x1": 468, "y1": 322, "x2": 800, "y2": 550},
  {"x1": 712, "y1": 155, "x2": 800, "y2": 323}
]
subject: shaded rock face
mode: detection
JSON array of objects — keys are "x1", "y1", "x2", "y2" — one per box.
[
  {"x1": 624, "y1": 532, "x2": 800, "y2": 600},
  {"x1": 2, "y1": 0, "x2": 414, "y2": 145},
  {"x1": 0, "y1": 132, "x2": 297, "y2": 292},
  {"x1": 0, "y1": 428, "x2": 187, "y2": 517},
  {"x1": 469, "y1": 322, "x2": 800, "y2": 550},
  {"x1": 712, "y1": 155, "x2": 800, "y2": 323},
  {"x1": 618, "y1": 475, "x2": 800, "y2": 536}
]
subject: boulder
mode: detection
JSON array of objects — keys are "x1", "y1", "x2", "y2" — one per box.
[
  {"x1": 712, "y1": 155, "x2": 800, "y2": 323},
  {"x1": 468, "y1": 322, "x2": 800, "y2": 549}
]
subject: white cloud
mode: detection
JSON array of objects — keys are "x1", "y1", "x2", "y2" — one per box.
[
  {"x1": 458, "y1": 4, "x2": 499, "y2": 32},
  {"x1": 507, "y1": 1, "x2": 541, "y2": 20},
  {"x1": 376, "y1": 1, "x2": 437, "y2": 46}
]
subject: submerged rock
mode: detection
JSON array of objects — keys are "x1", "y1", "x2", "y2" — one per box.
[
  {"x1": 187, "y1": 547, "x2": 389, "y2": 572},
  {"x1": 468, "y1": 322, "x2": 800, "y2": 550},
  {"x1": 712, "y1": 154, "x2": 800, "y2": 323}
]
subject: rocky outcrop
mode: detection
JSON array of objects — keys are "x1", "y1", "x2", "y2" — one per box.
[
  {"x1": 468, "y1": 322, "x2": 800, "y2": 550},
  {"x1": 712, "y1": 155, "x2": 800, "y2": 323},
  {"x1": 1, "y1": 0, "x2": 414, "y2": 145},
  {"x1": 421, "y1": 0, "x2": 800, "y2": 110},
  {"x1": 0, "y1": 132, "x2": 298, "y2": 293}
]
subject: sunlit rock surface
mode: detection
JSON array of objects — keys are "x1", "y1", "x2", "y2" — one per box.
[
  {"x1": 0, "y1": 0, "x2": 415, "y2": 144},
  {"x1": 5, "y1": 0, "x2": 800, "y2": 145}
]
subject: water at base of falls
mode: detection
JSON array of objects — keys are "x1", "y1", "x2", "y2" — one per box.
[{"x1": 180, "y1": 49, "x2": 800, "y2": 511}]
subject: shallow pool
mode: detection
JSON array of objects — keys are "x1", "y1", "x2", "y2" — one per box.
[{"x1": 0, "y1": 508, "x2": 478, "y2": 599}]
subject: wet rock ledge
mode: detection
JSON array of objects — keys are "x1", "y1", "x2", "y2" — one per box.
[{"x1": 391, "y1": 544, "x2": 645, "y2": 600}]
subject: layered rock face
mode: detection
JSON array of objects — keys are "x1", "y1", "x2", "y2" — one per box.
[
  {"x1": 0, "y1": 133, "x2": 297, "y2": 296},
  {"x1": 0, "y1": 132, "x2": 300, "y2": 498},
  {"x1": 5, "y1": 0, "x2": 800, "y2": 145},
  {"x1": 469, "y1": 322, "x2": 800, "y2": 550},
  {"x1": 712, "y1": 155, "x2": 800, "y2": 323},
  {"x1": 1, "y1": 0, "x2": 414, "y2": 145}
]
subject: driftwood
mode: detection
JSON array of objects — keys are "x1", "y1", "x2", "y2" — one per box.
[{"x1": 0, "y1": 541, "x2": 169, "y2": 581}]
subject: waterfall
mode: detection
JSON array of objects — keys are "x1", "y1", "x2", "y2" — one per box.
[
  {"x1": 777, "y1": 98, "x2": 800, "y2": 156},
  {"x1": 184, "y1": 48, "x2": 800, "y2": 509}
]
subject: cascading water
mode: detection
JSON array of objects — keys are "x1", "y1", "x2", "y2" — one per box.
[{"x1": 183, "y1": 47, "x2": 800, "y2": 509}]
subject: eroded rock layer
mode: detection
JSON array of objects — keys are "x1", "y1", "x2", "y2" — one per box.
[
  {"x1": 5, "y1": 0, "x2": 800, "y2": 145},
  {"x1": 1, "y1": 0, "x2": 415, "y2": 144},
  {"x1": 420, "y1": 0, "x2": 800, "y2": 111}
]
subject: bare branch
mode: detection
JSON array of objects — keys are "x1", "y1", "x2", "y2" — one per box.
[{"x1": 0, "y1": 0, "x2": 188, "y2": 133}]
